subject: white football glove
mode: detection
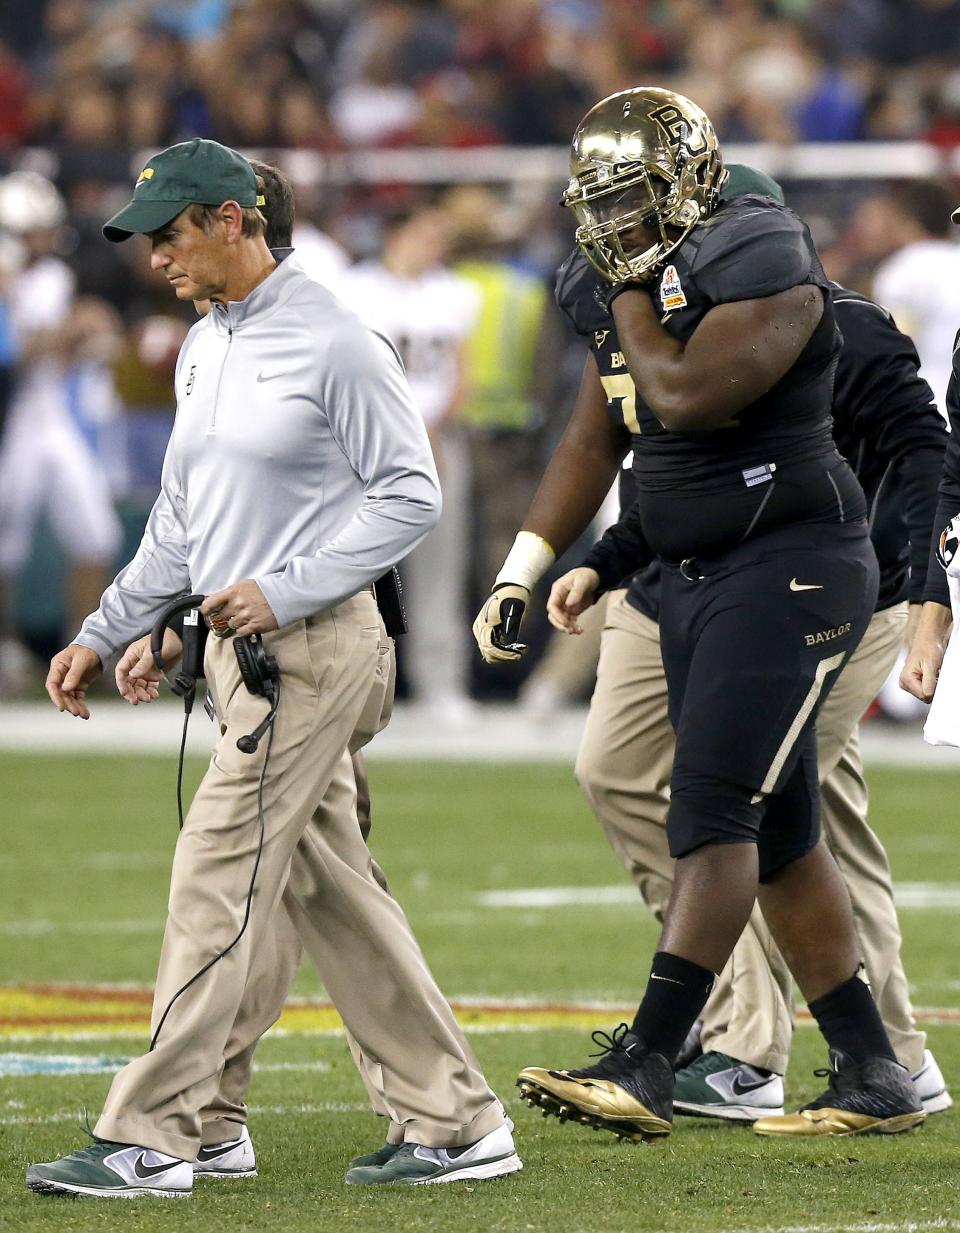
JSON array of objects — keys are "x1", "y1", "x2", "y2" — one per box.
[{"x1": 472, "y1": 583, "x2": 531, "y2": 664}]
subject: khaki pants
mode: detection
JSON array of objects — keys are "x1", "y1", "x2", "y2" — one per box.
[
  {"x1": 576, "y1": 591, "x2": 925, "y2": 1076},
  {"x1": 96, "y1": 592, "x2": 502, "y2": 1159},
  {"x1": 199, "y1": 748, "x2": 408, "y2": 1148}
]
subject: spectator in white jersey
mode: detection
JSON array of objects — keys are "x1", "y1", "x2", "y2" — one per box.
[
  {"x1": 339, "y1": 202, "x2": 480, "y2": 721},
  {"x1": 853, "y1": 179, "x2": 960, "y2": 414},
  {"x1": 0, "y1": 171, "x2": 122, "y2": 693}
]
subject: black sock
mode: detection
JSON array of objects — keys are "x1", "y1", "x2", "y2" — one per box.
[
  {"x1": 808, "y1": 970, "x2": 897, "y2": 1064},
  {"x1": 631, "y1": 951, "x2": 716, "y2": 1064}
]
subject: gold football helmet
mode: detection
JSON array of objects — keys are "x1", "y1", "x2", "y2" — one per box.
[{"x1": 563, "y1": 87, "x2": 725, "y2": 284}]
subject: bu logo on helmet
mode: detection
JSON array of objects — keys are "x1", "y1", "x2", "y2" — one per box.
[{"x1": 649, "y1": 104, "x2": 707, "y2": 155}]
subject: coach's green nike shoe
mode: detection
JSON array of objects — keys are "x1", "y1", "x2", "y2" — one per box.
[
  {"x1": 27, "y1": 1137, "x2": 192, "y2": 1197},
  {"x1": 345, "y1": 1122, "x2": 521, "y2": 1185},
  {"x1": 674, "y1": 1052, "x2": 785, "y2": 1122},
  {"x1": 348, "y1": 1141, "x2": 404, "y2": 1169}
]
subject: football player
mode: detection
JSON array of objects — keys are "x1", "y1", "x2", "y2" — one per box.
[
  {"x1": 564, "y1": 166, "x2": 950, "y2": 1126},
  {"x1": 476, "y1": 87, "x2": 925, "y2": 1140}
]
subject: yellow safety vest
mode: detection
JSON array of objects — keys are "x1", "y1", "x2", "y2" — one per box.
[{"x1": 455, "y1": 259, "x2": 547, "y2": 430}]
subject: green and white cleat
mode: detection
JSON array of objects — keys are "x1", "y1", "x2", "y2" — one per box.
[
  {"x1": 345, "y1": 1122, "x2": 522, "y2": 1185},
  {"x1": 27, "y1": 1138, "x2": 192, "y2": 1198},
  {"x1": 674, "y1": 1052, "x2": 784, "y2": 1123}
]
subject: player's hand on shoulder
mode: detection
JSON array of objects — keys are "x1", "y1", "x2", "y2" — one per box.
[
  {"x1": 45, "y1": 644, "x2": 103, "y2": 719},
  {"x1": 473, "y1": 584, "x2": 531, "y2": 664},
  {"x1": 547, "y1": 568, "x2": 600, "y2": 635}
]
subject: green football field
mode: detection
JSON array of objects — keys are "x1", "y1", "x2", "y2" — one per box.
[{"x1": 2, "y1": 753, "x2": 960, "y2": 1232}]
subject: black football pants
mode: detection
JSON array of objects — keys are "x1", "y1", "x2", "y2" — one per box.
[{"x1": 658, "y1": 522, "x2": 879, "y2": 880}]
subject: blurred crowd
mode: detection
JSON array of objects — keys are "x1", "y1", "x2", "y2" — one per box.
[
  {"x1": 4, "y1": 0, "x2": 960, "y2": 159},
  {"x1": 2, "y1": 0, "x2": 960, "y2": 714}
]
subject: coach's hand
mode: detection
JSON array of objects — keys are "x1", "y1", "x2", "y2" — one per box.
[
  {"x1": 900, "y1": 600, "x2": 951, "y2": 703},
  {"x1": 547, "y1": 568, "x2": 600, "y2": 635},
  {"x1": 202, "y1": 580, "x2": 278, "y2": 638},
  {"x1": 46, "y1": 644, "x2": 103, "y2": 719},
  {"x1": 116, "y1": 629, "x2": 182, "y2": 705},
  {"x1": 473, "y1": 584, "x2": 531, "y2": 664}
]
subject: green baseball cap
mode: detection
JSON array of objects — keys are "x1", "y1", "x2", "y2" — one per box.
[{"x1": 102, "y1": 138, "x2": 264, "y2": 243}]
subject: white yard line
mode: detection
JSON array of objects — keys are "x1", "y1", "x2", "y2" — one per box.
[
  {"x1": 7, "y1": 880, "x2": 960, "y2": 942},
  {"x1": 0, "y1": 1102, "x2": 367, "y2": 1127},
  {"x1": 0, "y1": 919, "x2": 164, "y2": 936},
  {"x1": 1, "y1": 701, "x2": 957, "y2": 766},
  {"x1": 715, "y1": 1225, "x2": 960, "y2": 1233},
  {"x1": 707, "y1": 1224, "x2": 960, "y2": 1233},
  {"x1": 477, "y1": 883, "x2": 960, "y2": 911}
]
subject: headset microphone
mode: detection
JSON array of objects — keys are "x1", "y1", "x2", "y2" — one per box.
[{"x1": 236, "y1": 691, "x2": 279, "y2": 754}]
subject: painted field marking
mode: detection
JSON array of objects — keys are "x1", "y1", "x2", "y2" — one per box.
[
  {"x1": 0, "y1": 1052, "x2": 331, "y2": 1077},
  {"x1": 3, "y1": 983, "x2": 960, "y2": 1043},
  {"x1": 477, "y1": 882, "x2": 960, "y2": 910},
  {"x1": 0, "y1": 919, "x2": 163, "y2": 937},
  {"x1": 0, "y1": 1102, "x2": 367, "y2": 1128},
  {"x1": 716, "y1": 1224, "x2": 960, "y2": 1233},
  {"x1": 6, "y1": 881, "x2": 960, "y2": 944}
]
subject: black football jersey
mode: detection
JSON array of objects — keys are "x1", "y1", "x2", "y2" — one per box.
[
  {"x1": 622, "y1": 285, "x2": 946, "y2": 620},
  {"x1": 556, "y1": 194, "x2": 851, "y2": 560}
]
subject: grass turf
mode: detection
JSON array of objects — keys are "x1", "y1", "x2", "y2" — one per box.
[{"x1": 1, "y1": 754, "x2": 959, "y2": 1231}]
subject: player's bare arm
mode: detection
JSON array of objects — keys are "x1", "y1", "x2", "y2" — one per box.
[
  {"x1": 610, "y1": 284, "x2": 823, "y2": 432},
  {"x1": 900, "y1": 600, "x2": 952, "y2": 702},
  {"x1": 473, "y1": 354, "x2": 627, "y2": 664},
  {"x1": 522, "y1": 351, "x2": 629, "y2": 552}
]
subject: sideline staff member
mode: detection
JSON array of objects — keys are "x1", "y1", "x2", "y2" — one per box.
[
  {"x1": 114, "y1": 161, "x2": 501, "y2": 1179},
  {"x1": 32, "y1": 139, "x2": 520, "y2": 1196}
]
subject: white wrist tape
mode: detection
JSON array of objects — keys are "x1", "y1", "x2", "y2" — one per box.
[{"x1": 495, "y1": 531, "x2": 556, "y2": 591}]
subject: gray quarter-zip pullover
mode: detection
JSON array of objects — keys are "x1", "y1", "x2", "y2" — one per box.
[{"x1": 75, "y1": 255, "x2": 441, "y2": 661}]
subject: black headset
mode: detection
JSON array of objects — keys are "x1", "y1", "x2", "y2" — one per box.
[{"x1": 150, "y1": 593, "x2": 281, "y2": 754}]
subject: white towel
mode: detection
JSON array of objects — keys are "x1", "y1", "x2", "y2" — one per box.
[{"x1": 923, "y1": 522, "x2": 960, "y2": 746}]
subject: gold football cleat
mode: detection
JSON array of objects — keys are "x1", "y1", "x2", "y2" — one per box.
[
  {"x1": 517, "y1": 1066, "x2": 672, "y2": 1143},
  {"x1": 754, "y1": 1106, "x2": 925, "y2": 1137},
  {"x1": 755, "y1": 1053, "x2": 926, "y2": 1138}
]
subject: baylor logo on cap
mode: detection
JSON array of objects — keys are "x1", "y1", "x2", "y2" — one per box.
[{"x1": 136, "y1": 167, "x2": 155, "y2": 187}]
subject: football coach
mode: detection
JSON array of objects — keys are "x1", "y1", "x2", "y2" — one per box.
[{"x1": 32, "y1": 139, "x2": 520, "y2": 1195}]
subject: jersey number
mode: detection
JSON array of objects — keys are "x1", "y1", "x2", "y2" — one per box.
[{"x1": 600, "y1": 372, "x2": 640, "y2": 434}]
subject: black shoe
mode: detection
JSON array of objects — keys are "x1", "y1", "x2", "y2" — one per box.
[
  {"x1": 517, "y1": 1024, "x2": 673, "y2": 1142},
  {"x1": 754, "y1": 1050, "x2": 926, "y2": 1137}
]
